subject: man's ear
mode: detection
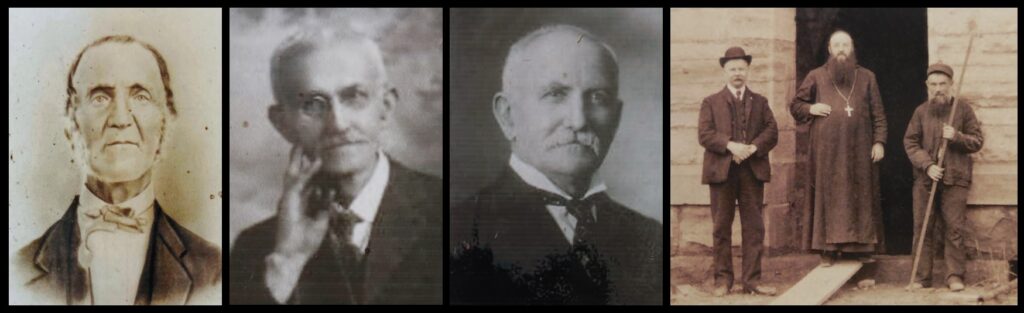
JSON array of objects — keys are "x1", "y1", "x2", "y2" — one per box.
[
  {"x1": 380, "y1": 86, "x2": 397, "y2": 121},
  {"x1": 268, "y1": 104, "x2": 298, "y2": 144},
  {"x1": 492, "y1": 92, "x2": 515, "y2": 141},
  {"x1": 607, "y1": 99, "x2": 624, "y2": 141},
  {"x1": 64, "y1": 96, "x2": 83, "y2": 147},
  {"x1": 155, "y1": 114, "x2": 173, "y2": 160}
]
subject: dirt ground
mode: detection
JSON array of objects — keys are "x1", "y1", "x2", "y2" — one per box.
[
  {"x1": 827, "y1": 282, "x2": 1017, "y2": 305},
  {"x1": 671, "y1": 281, "x2": 1018, "y2": 305}
]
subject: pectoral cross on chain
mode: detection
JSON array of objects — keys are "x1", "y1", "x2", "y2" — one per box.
[{"x1": 830, "y1": 70, "x2": 858, "y2": 118}]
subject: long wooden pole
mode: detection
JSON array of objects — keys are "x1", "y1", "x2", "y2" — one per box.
[{"x1": 907, "y1": 23, "x2": 977, "y2": 289}]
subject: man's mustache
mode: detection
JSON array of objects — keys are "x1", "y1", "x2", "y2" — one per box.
[
  {"x1": 320, "y1": 135, "x2": 368, "y2": 150},
  {"x1": 545, "y1": 132, "x2": 600, "y2": 152}
]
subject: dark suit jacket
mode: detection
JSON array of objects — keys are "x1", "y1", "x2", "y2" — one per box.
[
  {"x1": 229, "y1": 162, "x2": 442, "y2": 304},
  {"x1": 449, "y1": 168, "x2": 662, "y2": 305},
  {"x1": 11, "y1": 198, "x2": 222, "y2": 305},
  {"x1": 698, "y1": 86, "x2": 779, "y2": 184}
]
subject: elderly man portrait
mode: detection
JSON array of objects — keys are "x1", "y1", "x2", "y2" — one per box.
[
  {"x1": 449, "y1": 20, "x2": 662, "y2": 305},
  {"x1": 789, "y1": 29, "x2": 888, "y2": 266},
  {"x1": 228, "y1": 25, "x2": 442, "y2": 304},
  {"x1": 9, "y1": 33, "x2": 222, "y2": 305},
  {"x1": 903, "y1": 63, "x2": 984, "y2": 292}
]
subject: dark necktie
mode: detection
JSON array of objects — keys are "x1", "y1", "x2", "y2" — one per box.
[
  {"x1": 539, "y1": 191, "x2": 605, "y2": 246},
  {"x1": 325, "y1": 201, "x2": 365, "y2": 303},
  {"x1": 539, "y1": 191, "x2": 610, "y2": 287}
]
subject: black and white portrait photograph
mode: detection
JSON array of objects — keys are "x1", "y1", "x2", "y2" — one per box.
[
  {"x1": 669, "y1": 7, "x2": 1017, "y2": 305},
  {"x1": 226, "y1": 8, "x2": 442, "y2": 304},
  {"x1": 448, "y1": 8, "x2": 664, "y2": 305},
  {"x1": 8, "y1": 8, "x2": 223, "y2": 305}
]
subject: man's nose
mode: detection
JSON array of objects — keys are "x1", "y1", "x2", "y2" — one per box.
[
  {"x1": 565, "y1": 93, "x2": 588, "y2": 130},
  {"x1": 324, "y1": 100, "x2": 352, "y2": 133},
  {"x1": 107, "y1": 93, "x2": 134, "y2": 130}
]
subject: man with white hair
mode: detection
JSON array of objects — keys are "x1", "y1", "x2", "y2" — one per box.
[
  {"x1": 450, "y1": 25, "x2": 662, "y2": 305},
  {"x1": 229, "y1": 29, "x2": 442, "y2": 304},
  {"x1": 10, "y1": 35, "x2": 221, "y2": 305}
]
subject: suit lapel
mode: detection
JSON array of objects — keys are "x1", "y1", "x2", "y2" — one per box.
[
  {"x1": 361, "y1": 163, "x2": 419, "y2": 303},
  {"x1": 489, "y1": 169, "x2": 574, "y2": 267},
  {"x1": 144, "y1": 204, "x2": 193, "y2": 304},
  {"x1": 27, "y1": 199, "x2": 196, "y2": 305},
  {"x1": 743, "y1": 87, "x2": 755, "y2": 122},
  {"x1": 716, "y1": 87, "x2": 735, "y2": 137},
  {"x1": 29, "y1": 197, "x2": 90, "y2": 305},
  {"x1": 743, "y1": 87, "x2": 758, "y2": 136}
]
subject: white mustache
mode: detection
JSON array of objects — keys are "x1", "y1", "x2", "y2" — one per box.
[
  {"x1": 545, "y1": 132, "x2": 600, "y2": 153},
  {"x1": 320, "y1": 134, "x2": 368, "y2": 150}
]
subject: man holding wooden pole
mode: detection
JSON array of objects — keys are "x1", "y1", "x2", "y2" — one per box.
[{"x1": 903, "y1": 63, "x2": 984, "y2": 292}]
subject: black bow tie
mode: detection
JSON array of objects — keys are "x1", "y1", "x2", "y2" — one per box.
[
  {"x1": 541, "y1": 193, "x2": 598, "y2": 218},
  {"x1": 537, "y1": 190, "x2": 608, "y2": 236}
]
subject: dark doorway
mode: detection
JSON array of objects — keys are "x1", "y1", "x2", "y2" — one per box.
[{"x1": 794, "y1": 8, "x2": 928, "y2": 254}]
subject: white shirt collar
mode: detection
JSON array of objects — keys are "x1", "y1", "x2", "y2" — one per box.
[
  {"x1": 75, "y1": 179, "x2": 155, "y2": 304},
  {"x1": 726, "y1": 84, "x2": 747, "y2": 99},
  {"x1": 338, "y1": 150, "x2": 390, "y2": 253},
  {"x1": 77, "y1": 179, "x2": 156, "y2": 229},
  {"x1": 508, "y1": 154, "x2": 606, "y2": 200}
]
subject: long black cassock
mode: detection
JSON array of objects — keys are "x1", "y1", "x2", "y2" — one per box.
[{"x1": 790, "y1": 65, "x2": 887, "y2": 253}]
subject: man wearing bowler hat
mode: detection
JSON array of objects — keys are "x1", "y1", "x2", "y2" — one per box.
[{"x1": 698, "y1": 46, "x2": 778, "y2": 297}]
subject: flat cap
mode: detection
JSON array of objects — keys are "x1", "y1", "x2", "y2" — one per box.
[{"x1": 927, "y1": 63, "x2": 954, "y2": 79}]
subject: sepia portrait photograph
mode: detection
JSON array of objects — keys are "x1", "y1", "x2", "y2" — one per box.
[
  {"x1": 448, "y1": 8, "x2": 664, "y2": 305},
  {"x1": 226, "y1": 8, "x2": 443, "y2": 304},
  {"x1": 669, "y1": 8, "x2": 1017, "y2": 305},
  {"x1": 8, "y1": 8, "x2": 223, "y2": 305}
]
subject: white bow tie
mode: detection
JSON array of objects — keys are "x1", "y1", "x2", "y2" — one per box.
[{"x1": 77, "y1": 205, "x2": 150, "y2": 268}]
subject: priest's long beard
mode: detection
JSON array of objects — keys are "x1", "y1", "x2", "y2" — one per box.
[
  {"x1": 928, "y1": 95, "x2": 952, "y2": 119},
  {"x1": 826, "y1": 53, "x2": 859, "y2": 87}
]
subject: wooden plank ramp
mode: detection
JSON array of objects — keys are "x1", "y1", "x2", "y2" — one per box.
[{"x1": 770, "y1": 260, "x2": 863, "y2": 305}]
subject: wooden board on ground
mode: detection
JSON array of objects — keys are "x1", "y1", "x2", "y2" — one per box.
[{"x1": 770, "y1": 260, "x2": 863, "y2": 305}]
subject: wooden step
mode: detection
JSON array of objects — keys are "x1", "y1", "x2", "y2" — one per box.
[{"x1": 770, "y1": 260, "x2": 863, "y2": 305}]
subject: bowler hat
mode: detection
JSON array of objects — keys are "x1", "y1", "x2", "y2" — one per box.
[{"x1": 719, "y1": 46, "x2": 753, "y2": 67}]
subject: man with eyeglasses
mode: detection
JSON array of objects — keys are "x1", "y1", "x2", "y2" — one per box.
[{"x1": 229, "y1": 30, "x2": 442, "y2": 304}]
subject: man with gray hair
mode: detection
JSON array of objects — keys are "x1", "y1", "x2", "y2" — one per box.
[
  {"x1": 229, "y1": 29, "x2": 442, "y2": 304},
  {"x1": 10, "y1": 35, "x2": 221, "y2": 305},
  {"x1": 450, "y1": 24, "x2": 662, "y2": 305}
]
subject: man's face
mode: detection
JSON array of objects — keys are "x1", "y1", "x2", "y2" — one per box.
[
  {"x1": 828, "y1": 32, "x2": 854, "y2": 61},
  {"x1": 499, "y1": 34, "x2": 621, "y2": 179},
  {"x1": 71, "y1": 43, "x2": 168, "y2": 183},
  {"x1": 722, "y1": 59, "x2": 749, "y2": 89},
  {"x1": 272, "y1": 43, "x2": 390, "y2": 175},
  {"x1": 926, "y1": 73, "x2": 953, "y2": 105}
]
